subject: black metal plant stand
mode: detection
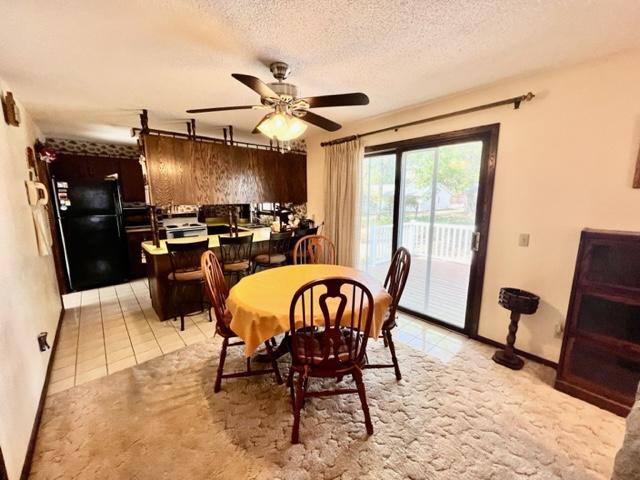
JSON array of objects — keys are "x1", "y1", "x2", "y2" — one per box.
[{"x1": 492, "y1": 288, "x2": 540, "y2": 370}]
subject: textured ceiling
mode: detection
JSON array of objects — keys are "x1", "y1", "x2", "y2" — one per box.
[{"x1": 1, "y1": 0, "x2": 639, "y2": 144}]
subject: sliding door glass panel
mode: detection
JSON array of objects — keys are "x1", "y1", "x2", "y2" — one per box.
[
  {"x1": 398, "y1": 141, "x2": 483, "y2": 328},
  {"x1": 359, "y1": 153, "x2": 396, "y2": 284}
]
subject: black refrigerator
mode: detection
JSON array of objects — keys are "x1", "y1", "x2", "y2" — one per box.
[{"x1": 52, "y1": 177, "x2": 128, "y2": 291}]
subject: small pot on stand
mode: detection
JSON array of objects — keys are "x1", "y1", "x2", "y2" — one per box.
[{"x1": 492, "y1": 288, "x2": 539, "y2": 370}]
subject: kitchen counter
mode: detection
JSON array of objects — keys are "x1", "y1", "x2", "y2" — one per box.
[
  {"x1": 141, "y1": 227, "x2": 272, "y2": 320},
  {"x1": 141, "y1": 227, "x2": 271, "y2": 256}
]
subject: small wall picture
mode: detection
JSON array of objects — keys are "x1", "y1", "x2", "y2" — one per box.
[{"x1": 1, "y1": 91, "x2": 21, "y2": 127}]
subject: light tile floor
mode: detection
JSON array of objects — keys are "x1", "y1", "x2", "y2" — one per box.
[{"x1": 49, "y1": 279, "x2": 468, "y2": 396}]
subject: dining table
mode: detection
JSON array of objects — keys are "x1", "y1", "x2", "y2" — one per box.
[{"x1": 227, "y1": 264, "x2": 393, "y2": 357}]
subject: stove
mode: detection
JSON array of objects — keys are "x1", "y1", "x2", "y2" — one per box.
[{"x1": 162, "y1": 216, "x2": 208, "y2": 239}]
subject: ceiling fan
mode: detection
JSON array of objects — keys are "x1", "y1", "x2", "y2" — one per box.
[{"x1": 186, "y1": 62, "x2": 369, "y2": 141}]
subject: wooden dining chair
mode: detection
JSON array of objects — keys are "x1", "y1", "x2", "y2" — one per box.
[
  {"x1": 166, "y1": 239, "x2": 212, "y2": 331},
  {"x1": 288, "y1": 277, "x2": 375, "y2": 443},
  {"x1": 253, "y1": 230, "x2": 292, "y2": 272},
  {"x1": 218, "y1": 234, "x2": 253, "y2": 285},
  {"x1": 201, "y1": 251, "x2": 282, "y2": 393},
  {"x1": 292, "y1": 234, "x2": 336, "y2": 265},
  {"x1": 364, "y1": 247, "x2": 411, "y2": 380}
]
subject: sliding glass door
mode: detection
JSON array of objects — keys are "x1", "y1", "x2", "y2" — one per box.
[
  {"x1": 359, "y1": 153, "x2": 396, "y2": 284},
  {"x1": 359, "y1": 125, "x2": 498, "y2": 333},
  {"x1": 398, "y1": 142, "x2": 482, "y2": 328}
]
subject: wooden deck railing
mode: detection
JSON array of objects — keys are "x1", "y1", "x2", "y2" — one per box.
[{"x1": 362, "y1": 222, "x2": 475, "y2": 265}]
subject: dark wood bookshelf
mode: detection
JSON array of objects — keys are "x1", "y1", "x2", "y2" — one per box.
[{"x1": 555, "y1": 229, "x2": 640, "y2": 416}]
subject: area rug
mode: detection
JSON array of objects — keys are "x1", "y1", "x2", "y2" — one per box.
[{"x1": 30, "y1": 337, "x2": 624, "y2": 479}]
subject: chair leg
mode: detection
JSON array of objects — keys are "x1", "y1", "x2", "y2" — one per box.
[
  {"x1": 214, "y1": 337, "x2": 229, "y2": 393},
  {"x1": 170, "y1": 282, "x2": 178, "y2": 322},
  {"x1": 291, "y1": 373, "x2": 305, "y2": 444},
  {"x1": 386, "y1": 329, "x2": 402, "y2": 381},
  {"x1": 354, "y1": 368, "x2": 374, "y2": 435},
  {"x1": 264, "y1": 340, "x2": 283, "y2": 385},
  {"x1": 287, "y1": 369, "x2": 295, "y2": 408}
]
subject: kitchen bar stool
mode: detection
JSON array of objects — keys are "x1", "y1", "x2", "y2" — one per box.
[
  {"x1": 253, "y1": 230, "x2": 292, "y2": 272},
  {"x1": 166, "y1": 238, "x2": 212, "y2": 331},
  {"x1": 219, "y1": 234, "x2": 254, "y2": 286}
]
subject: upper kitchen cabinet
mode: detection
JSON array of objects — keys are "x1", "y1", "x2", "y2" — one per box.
[
  {"x1": 142, "y1": 134, "x2": 307, "y2": 205},
  {"x1": 51, "y1": 153, "x2": 145, "y2": 203},
  {"x1": 118, "y1": 158, "x2": 146, "y2": 202}
]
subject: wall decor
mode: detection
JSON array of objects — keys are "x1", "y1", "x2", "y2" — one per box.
[
  {"x1": 1, "y1": 91, "x2": 20, "y2": 126},
  {"x1": 633, "y1": 144, "x2": 640, "y2": 188}
]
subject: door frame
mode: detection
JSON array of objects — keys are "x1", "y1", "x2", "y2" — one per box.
[{"x1": 364, "y1": 123, "x2": 500, "y2": 336}]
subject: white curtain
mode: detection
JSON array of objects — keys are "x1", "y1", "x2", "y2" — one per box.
[{"x1": 322, "y1": 138, "x2": 364, "y2": 267}]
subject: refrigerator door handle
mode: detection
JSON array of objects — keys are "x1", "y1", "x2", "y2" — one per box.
[{"x1": 51, "y1": 177, "x2": 74, "y2": 289}]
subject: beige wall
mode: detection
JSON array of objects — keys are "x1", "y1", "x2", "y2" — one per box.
[
  {"x1": 306, "y1": 49, "x2": 640, "y2": 362},
  {"x1": 0, "y1": 79, "x2": 62, "y2": 479}
]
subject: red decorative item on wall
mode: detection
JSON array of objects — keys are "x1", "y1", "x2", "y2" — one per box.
[{"x1": 37, "y1": 144, "x2": 57, "y2": 163}]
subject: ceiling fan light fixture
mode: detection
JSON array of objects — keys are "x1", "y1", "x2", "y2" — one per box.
[{"x1": 257, "y1": 112, "x2": 307, "y2": 141}]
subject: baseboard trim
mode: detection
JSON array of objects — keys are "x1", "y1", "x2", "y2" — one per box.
[
  {"x1": 1, "y1": 447, "x2": 8, "y2": 480},
  {"x1": 473, "y1": 334, "x2": 558, "y2": 370},
  {"x1": 20, "y1": 306, "x2": 65, "y2": 480}
]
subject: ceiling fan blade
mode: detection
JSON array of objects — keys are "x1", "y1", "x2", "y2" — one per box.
[
  {"x1": 301, "y1": 92, "x2": 369, "y2": 108},
  {"x1": 232, "y1": 73, "x2": 279, "y2": 99},
  {"x1": 299, "y1": 111, "x2": 341, "y2": 132},
  {"x1": 186, "y1": 105, "x2": 260, "y2": 114}
]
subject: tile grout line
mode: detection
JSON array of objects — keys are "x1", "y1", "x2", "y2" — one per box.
[
  {"x1": 72, "y1": 290, "x2": 84, "y2": 387},
  {"x1": 97, "y1": 289, "x2": 109, "y2": 377},
  {"x1": 113, "y1": 285, "x2": 140, "y2": 367},
  {"x1": 128, "y1": 282, "x2": 168, "y2": 357}
]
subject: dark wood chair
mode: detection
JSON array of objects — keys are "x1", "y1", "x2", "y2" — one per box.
[
  {"x1": 292, "y1": 234, "x2": 336, "y2": 265},
  {"x1": 288, "y1": 277, "x2": 375, "y2": 444},
  {"x1": 218, "y1": 234, "x2": 253, "y2": 285},
  {"x1": 166, "y1": 239, "x2": 212, "y2": 331},
  {"x1": 253, "y1": 230, "x2": 292, "y2": 272},
  {"x1": 201, "y1": 251, "x2": 282, "y2": 392},
  {"x1": 364, "y1": 247, "x2": 411, "y2": 380}
]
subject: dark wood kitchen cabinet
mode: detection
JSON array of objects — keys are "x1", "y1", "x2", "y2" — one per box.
[
  {"x1": 51, "y1": 153, "x2": 145, "y2": 202},
  {"x1": 126, "y1": 229, "x2": 154, "y2": 278},
  {"x1": 555, "y1": 229, "x2": 640, "y2": 416}
]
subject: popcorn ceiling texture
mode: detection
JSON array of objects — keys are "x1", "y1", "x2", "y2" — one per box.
[
  {"x1": 30, "y1": 337, "x2": 624, "y2": 479},
  {"x1": 1, "y1": 1, "x2": 639, "y2": 143}
]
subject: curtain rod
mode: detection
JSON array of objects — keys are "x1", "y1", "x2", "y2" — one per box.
[{"x1": 321, "y1": 92, "x2": 535, "y2": 147}]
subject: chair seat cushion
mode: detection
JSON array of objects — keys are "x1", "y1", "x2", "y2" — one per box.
[
  {"x1": 293, "y1": 330, "x2": 359, "y2": 365},
  {"x1": 168, "y1": 269, "x2": 203, "y2": 282},
  {"x1": 222, "y1": 260, "x2": 250, "y2": 272},
  {"x1": 254, "y1": 253, "x2": 287, "y2": 265}
]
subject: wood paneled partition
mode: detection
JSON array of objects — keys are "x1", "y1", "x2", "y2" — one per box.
[{"x1": 142, "y1": 134, "x2": 307, "y2": 205}]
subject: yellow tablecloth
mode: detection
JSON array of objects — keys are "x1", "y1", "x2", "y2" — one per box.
[{"x1": 227, "y1": 264, "x2": 392, "y2": 356}]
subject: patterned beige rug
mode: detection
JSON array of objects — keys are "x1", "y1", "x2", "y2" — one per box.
[{"x1": 30, "y1": 337, "x2": 624, "y2": 479}]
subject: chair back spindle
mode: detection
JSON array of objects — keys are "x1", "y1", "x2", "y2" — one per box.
[
  {"x1": 383, "y1": 247, "x2": 411, "y2": 329},
  {"x1": 289, "y1": 277, "x2": 374, "y2": 368},
  {"x1": 219, "y1": 234, "x2": 254, "y2": 265},
  {"x1": 292, "y1": 235, "x2": 336, "y2": 265},
  {"x1": 201, "y1": 251, "x2": 232, "y2": 336},
  {"x1": 167, "y1": 239, "x2": 210, "y2": 276}
]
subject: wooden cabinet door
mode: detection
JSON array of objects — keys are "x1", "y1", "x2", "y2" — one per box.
[
  {"x1": 119, "y1": 158, "x2": 145, "y2": 202},
  {"x1": 87, "y1": 156, "x2": 120, "y2": 179},
  {"x1": 126, "y1": 229, "x2": 153, "y2": 278},
  {"x1": 51, "y1": 154, "x2": 91, "y2": 180}
]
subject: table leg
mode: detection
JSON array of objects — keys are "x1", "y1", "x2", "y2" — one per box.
[{"x1": 255, "y1": 333, "x2": 291, "y2": 362}]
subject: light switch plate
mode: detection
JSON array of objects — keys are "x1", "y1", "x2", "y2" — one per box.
[{"x1": 518, "y1": 233, "x2": 530, "y2": 247}]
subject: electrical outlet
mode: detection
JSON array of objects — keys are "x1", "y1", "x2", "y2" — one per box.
[{"x1": 518, "y1": 233, "x2": 530, "y2": 247}]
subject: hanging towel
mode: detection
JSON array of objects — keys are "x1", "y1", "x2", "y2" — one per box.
[{"x1": 32, "y1": 205, "x2": 52, "y2": 256}]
